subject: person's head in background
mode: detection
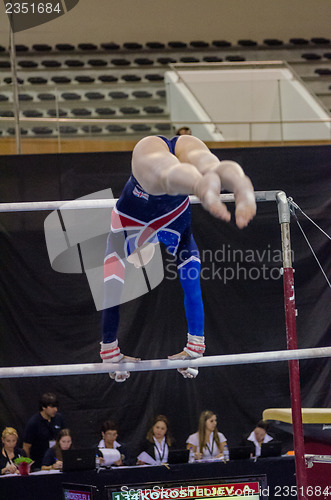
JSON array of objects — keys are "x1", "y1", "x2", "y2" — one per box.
[
  {"x1": 176, "y1": 126, "x2": 192, "y2": 136},
  {"x1": 1, "y1": 427, "x2": 18, "y2": 452},
  {"x1": 253, "y1": 420, "x2": 269, "y2": 443},
  {"x1": 146, "y1": 415, "x2": 173, "y2": 445},
  {"x1": 39, "y1": 392, "x2": 59, "y2": 420},
  {"x1": 101, "y1": 420, "x2": 119, "y2": 448}
]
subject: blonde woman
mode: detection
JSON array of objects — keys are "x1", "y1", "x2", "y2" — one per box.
[
  {"x1": 41, "y1": 428, "x2": 72, "y2": 471},
  {"x1": 1, "y1": 427, "x2": 26, "y2": 475},
  {"x1": 186, "y1": 411, "x2": 227, "y2": 460}
]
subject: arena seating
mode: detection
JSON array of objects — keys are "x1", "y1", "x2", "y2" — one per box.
[{"x1": 0, "y1": 37, "x2": 330, "y2": 139}]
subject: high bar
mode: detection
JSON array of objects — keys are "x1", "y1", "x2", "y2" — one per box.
[
  {"x1": 0, "y1": 191, "x2": 281, "y2": 213},
  {"x1": 0, "y1": 346, "x2": 329, "y2": 379}
]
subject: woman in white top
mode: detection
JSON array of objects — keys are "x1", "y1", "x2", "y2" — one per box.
[{"x1": 186, "y1": 410, "x2": 227, "y2": 461}]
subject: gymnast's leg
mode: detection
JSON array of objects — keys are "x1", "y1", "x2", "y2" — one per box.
[
  {"x1": 168, "y1": 231, "x2": 205, "y2": 378},
  {"x1": 101, "y1": 231, "x2": 140, "y2": 382}
]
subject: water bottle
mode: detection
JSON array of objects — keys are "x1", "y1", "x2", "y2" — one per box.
[
  {"x1": 223, "y1": 444, "x2": 229, "y2": 461},
  {"x1": 189, "y1": 447, "x2": 195, "y2": 463}
]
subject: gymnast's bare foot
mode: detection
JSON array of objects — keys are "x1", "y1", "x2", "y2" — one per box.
[
  {"x1": 233, "y1": 176, "x2": 256, "y2": 228},
  {"x1": 195, "y1": 172, "x2": 256, "y2": 228}
]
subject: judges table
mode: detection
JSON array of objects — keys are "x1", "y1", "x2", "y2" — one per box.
[{"x1": 0, "y1": 457, "x2": 296, "y2": 500}]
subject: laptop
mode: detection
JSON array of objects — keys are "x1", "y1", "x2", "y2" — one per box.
[
  {"x1": 167, "y1": 449, "x2": 190, "y2": 464},
  {"x1": 229, "y1": 446, "x2": 252, "y2": 460},
  {"x1": 260, "y1": 441, "x2": 282, "y2": 458},
  {"x1": 62, "y1": 448, "x2": 97, "y2": 472}
]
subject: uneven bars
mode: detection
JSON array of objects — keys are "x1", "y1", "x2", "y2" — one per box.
[
  {"x1": 0, "y1": 190, "x2": 281, "y2": 213},
  {"x1": 0, "y1": 347, "x2": 330, "y2": 379}
]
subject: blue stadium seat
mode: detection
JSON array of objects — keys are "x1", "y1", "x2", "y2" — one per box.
[
  {"x1": 18, "y1": 94, "x2": 33, "y2": 101},
  {"x1": 135, "y1": 58, "x2": 154, "y2": 66},
  {"x1": 180, "y1": 57, "x2": 200, "y2": 63},
  {"x1": 111, "y1": 58, "x2": 131, "y2": 66},
  {"x1": 157, "y1": 57, "x2": 177, "y2": 64},
  {"x1": 226, "y1": 55, "x2": 246, "y2": 62},
  {"x1": 33, "y1": 44, "x2": 52, "y2": 52},
  {"x1": 0, "y1": 94, "x2": 9, "y2": 101},
  {"x1": 85, "y1": 92, "x2": 105, "y2": 100},
  {"x1": 56, "y1": 44, "x2": 75, "y2": 51},
  {"x1": 82, "y1": 125, "x2": 103, "y2": 133},
  {"x1": 106, "y1": 124, "x2": 127, "y2": 132},
  {"x1": 1, "y1": 111, "x2": 14, "y2": 117},
  {"x1": 28, "y1": 77, "x2": 48, "y2": 84},
  {"x1": 301, "y1": 53, "x2": 322, "y2": 60},
  {"x1": 4, "y1": 77, "x2": 24, "y2": 84},
  {"x1": 15, "y1": 45, "x2": 29, "y2": 52},
  {"x1": 238, "y1": 39, "x2": 258, "y2": 46},
  {"x1": 156, "y1": 90, "x2": 166, "y2": 98},
  {"x1": 51, "y1": 76, "x2": 71, "y2": 84},
  {"x1": 145, "y1": 74, "x2": 164, "y2": 81},
  {"x1": 263, "y1": 38, "x2": 284, "y2": 46},
  {"x1": 61, "y1": 92, "x2": 82, "y2": 100},
  {"x1": 190, "y1": 41, "x2": 209, "y2": 48},
  {"x1": 65, "y1": 60, "x2": 84, "y2": 67},
  {"x1": 59, "y1": 126, "x2": 78, "y2": 134},
  {"x1": 109, "y1": 91, "x2": 129, "y2": 99},
  {"x1": 75, "y1": 76, "x2": 95, "y2": 83},
  {"x1": 0, "y1": 61, "x2": 11, "y2": 68},
  {"x1": 212, "y1": 40, "x2": 232, "y2": 47},
  {"x1": 18, "y1": 60, "x2": 38, "y2": 68},
  {"x1": 315, "y1": 68, "x2": 331, "y2": 75},
  {"x1": 101, "y1": 42, "x2": 120, "y2": 50},
  {"x1": 71, "y1": 108, "x2": 92, "y2": 116},
  {"x1": 289, "y1": 38, "x2": 309, "y2": 45},
  {"x1": 121, "y1": 74, "x2": 142, "y2": 82},
  {"x1": 41, "y1": 60, "x2": 61, "y2": 68},
  {"x1": 78, "y1": 43, "x2": 98, "y2": 51},
  {"x1": 32, "y1": 127, "x2": 53, "y2": 135},
  {"x1": 168, "y1": 41, "x2": 187, "y2": 49},
  {"x1": 120, "y1": 107, "x2": 140, "y2": 114},
  {"x1": 146, "y1": 42, "x2": 165, "y2": 49},
  {"x1": 23, "y1": 110, "x2": 43, "y2": 117},
  {"x1": 130, "y1": 124, "x2": 152, "y2": 132},
  {"x1": 47, "y1": 109, "x2": 68, "y2": 117},
  {"x1": 123, "y1": 42, "x2": 143, "y2": 50},
  {"x1": 95, "y1": 108, "x2": 116, "y2": 115},
  {"x1": 144, "y1": 106, "x2": 164, "y2": 114},
  {"x1": 88, "y1": 59, "x2": 108, "y2": 66},
  {"x1": 38, "y1": 93, "x2": 56, "y2": 101},
  {"x1": 98, "y1": 75, "x2": 118, "y2": 83},
  {"x1": 132, "y1": 90, "x2": 153, "y2": 98},
  {"x1": 155, "y1": 123, "x2": 171, "y2": 132},
  {"x1": 203, "y1": 56, "x2": 223, "y2": 62},
  {"x1": 7, "y1": 127, "x2": 28, "y2": 135},
  {"x1": 311, "y1": 37, "x2": 330, "y2": 45}
]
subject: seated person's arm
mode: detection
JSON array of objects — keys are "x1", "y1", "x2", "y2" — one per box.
[
  {"x1": 22, "y1": 442, "x2": 31, "y2": 457},
  {"x1": 186, "y1": 442, "x2": 202, "y2": 461}
]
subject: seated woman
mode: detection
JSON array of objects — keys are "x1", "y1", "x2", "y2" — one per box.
[
  {"x1": 186, "y1": 410, "x2": 227, "y2": 461},
  {"x1": 137, "y1": 415, "x2": 173, "y2": 465},
  {"x1": 1, "y1": 427, "x2": 26, "y2": 475},
  {"x1": 41, "y1": 428, "x2": 72, "y2": 470},
  {"x1": 97, "y1": 420, "x2": 128, "y2": 466},
  {"x1": 244, "y1": 420, "x2": 273, "y2": 457}
]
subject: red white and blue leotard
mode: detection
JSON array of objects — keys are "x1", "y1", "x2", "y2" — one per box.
[{"x1": 102, "y1": 136, "x2": 204, "y2": 343}]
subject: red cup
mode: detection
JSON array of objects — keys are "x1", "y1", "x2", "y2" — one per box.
[{"x1": 18, "y1": 462, "x2": 32, "y2": 476}]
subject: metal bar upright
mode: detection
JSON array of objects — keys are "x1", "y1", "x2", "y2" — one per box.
[{"x1": 277, "y1": 191, "x2": 308, "y2": 500}]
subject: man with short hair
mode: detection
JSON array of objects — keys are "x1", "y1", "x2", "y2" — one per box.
[{"x1": 23, "y1": 392, "x2": 65, "y2": 469}]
